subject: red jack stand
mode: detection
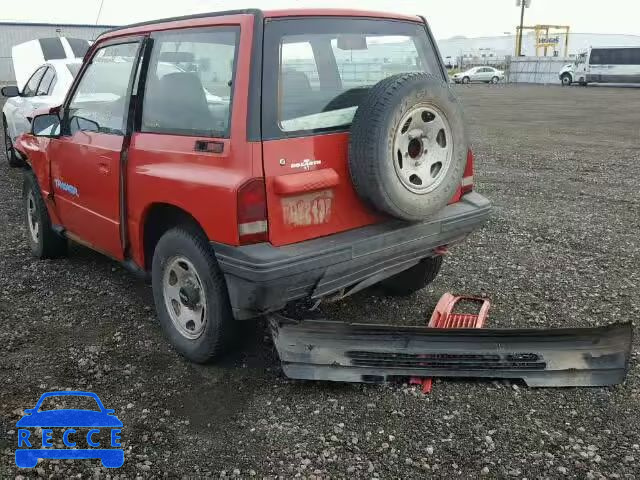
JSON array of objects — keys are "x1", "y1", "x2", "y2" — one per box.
[{"x1": 410, "y1": 293, "x2": 491, "y2": 393}]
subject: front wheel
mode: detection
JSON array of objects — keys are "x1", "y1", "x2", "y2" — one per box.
[
  {"x1": 378, "y1": 256, "x2": 443, "y2": 296},
  {"x1": 23, "y1": 172, "x2": 68, "y2": 259},
  {"x1": 561, "y1": 74, "x2": 572, "y2": 86},
  {"x1": 461, "y1": 76, "x2": 470, "y2": 84},
  {"x1": 490, "y1": 76, "x2": 500, "y2": 84},
  {"x1": 152, "y1": 227, "x2": 235, "y2": 363}
]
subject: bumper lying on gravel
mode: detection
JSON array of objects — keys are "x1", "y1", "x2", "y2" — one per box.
[
  {"x1": 214, "y1": 192, "x2": 491, "y2": 319},
  {"x1": 269, "y1": 316, "x2": 632, "y2": 387}
]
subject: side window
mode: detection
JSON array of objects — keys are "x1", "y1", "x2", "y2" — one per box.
[
  {"x1": 590, "y1": 49, "x2": 602, "y2": 65},
  {"x1": 22, "y1": 66, "x2": 47, "y2": 97},
  {"x1": 67, "y1": 42, "x2": 140, "y2": 135},
  {"x1": 617, "y1": 49, "x2": 632, "y2": 65},
  {"x1": 281, "y1": 41, "x2": 320, "y2": 90},
  {"x1": 633, "y1": 48, "x2": 640, "y2": 65},
  {"x1": 141, "y1": 27, "x2": 239, "y2": 138},
  {"x1": 37, "y1": 67, "x2": 56, "y2": 96}
]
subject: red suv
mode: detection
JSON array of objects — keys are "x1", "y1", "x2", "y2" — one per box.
[{"x1": 16, "y1": 9, "x2": 490, "y2": 362}]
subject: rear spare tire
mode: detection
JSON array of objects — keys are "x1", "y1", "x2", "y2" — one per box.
[{"x1": 349, "y1": 73, "x2": 467, "y2": 221}]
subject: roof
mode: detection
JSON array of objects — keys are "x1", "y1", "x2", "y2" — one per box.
[
  {"x1": 99, "y1": 8, "x2": 422, "y2": 41},
  {"x1": 0, "y1": 21, "x2": 115, "y2": 29}
]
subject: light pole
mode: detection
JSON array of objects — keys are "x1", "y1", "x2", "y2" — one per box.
[{"x1": 516, "y1": 0, "x2": 531, "y2": 56}]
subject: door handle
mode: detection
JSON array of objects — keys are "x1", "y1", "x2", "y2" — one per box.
[
  {"x1": 194, "y1": 140, "x2": 224, "y2": 153},
  {"x1": 98, "y1": 162, "x2": 110, "y2": 174}
]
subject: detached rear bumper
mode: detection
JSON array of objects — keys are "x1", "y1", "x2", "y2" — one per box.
[
  {"x1": 270, "y1": 317, "x2": 632, "y2": 387},
  {"x1": 213, "y1": 192, "x2": 491, "y2": 319}
]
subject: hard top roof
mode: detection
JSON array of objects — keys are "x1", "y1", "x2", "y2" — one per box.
[{"x1": 99, "y1": 8, "x2": 423, "y2": 42}]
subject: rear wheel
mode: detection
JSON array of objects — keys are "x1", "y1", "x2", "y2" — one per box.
[
  {"x1": 561, "y1": 74, "x2": 572, "y2": 86},
  {"x1": 3, "y1": 116, "x2": 22, "y2": 167},
  {"x1": 490, "y1": 76, "x2": 500, "y2": 84},
  {"x1": 379, "y1": 256, "x2": 443, "y2": 296},
  {"x1": 152, "y1": 227, "x2": 235, "y2": 363},
  {"x1": 23, "y1": 172, "x2": 67, "y2": 259}
]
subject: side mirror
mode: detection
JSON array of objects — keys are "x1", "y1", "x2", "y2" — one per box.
[
  {"x1": 70, "y1": 115, "x2": 99, "y2": 133},
  {"x1": 1, "y1": 85, "x2": 20, "y2": 98},
  {"x1": 31, "y1": 113, "x2": 61, "y2": 137}
]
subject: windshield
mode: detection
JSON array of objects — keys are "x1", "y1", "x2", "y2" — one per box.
[{"x1": 262, "y1": 18, "x2": 441, "y2": 138}]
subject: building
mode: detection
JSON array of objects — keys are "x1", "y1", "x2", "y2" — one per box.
[
  {"x1": 0, "y1": 22, "x2": 114, "y2": 83},
  {"x1": 438, "y1": 32, "x2": 640, "y2": 66}
]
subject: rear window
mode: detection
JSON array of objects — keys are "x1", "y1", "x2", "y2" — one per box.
[{"x1": 262, "y1": 18, "x2": 442, "y2": 139}]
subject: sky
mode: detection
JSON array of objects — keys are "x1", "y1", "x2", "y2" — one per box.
[{"x1": 1, "y1": 0, "x2": 639, "y2": 40}]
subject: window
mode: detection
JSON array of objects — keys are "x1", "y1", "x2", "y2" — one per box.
[
  {"x1": 281, "y1": 41, "x2": 321, "y2": 91},
  {"x1": 67, "y1": 63, "x2": 81, "y2": 78},
  {"x1": 67, "y1": 38, "x2": 90, "y2": 58},
  {"x1": 37, "y1": 67, "x2": 56, "y2": 96},
  {"x1": 264, "y1": 18, "x2": 440, "y2": 137},
  {"x1": 141, "y1": 27, "x2": 239, "y2": 138},
  {"x1": 22, "y1": 66, "x2": 47, "y2": 97},
  {"x1": 66, "y1": 42, "x2": 140, "y2": 136},
  {"x1": 590, "y1": 49, "x2": 611, "y2": 65}
]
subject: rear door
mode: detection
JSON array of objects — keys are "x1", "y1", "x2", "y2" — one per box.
[
  {"x1": 261, "y1": 17, "x2": 444, "y2": 246},
  {"x1": 47, "y1": 38, "x2": 144, "y2": 258}
]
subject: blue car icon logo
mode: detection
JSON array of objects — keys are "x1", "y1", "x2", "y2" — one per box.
[{"x1": 15, "y1": 391, "x2": 123, "y2": 468}]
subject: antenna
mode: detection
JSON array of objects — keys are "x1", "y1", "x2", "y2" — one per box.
[{"x1": 95, "y1": 0, "x2": 105, "y2": 25}]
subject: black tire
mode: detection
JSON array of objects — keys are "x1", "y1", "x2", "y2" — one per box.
[
  {"x1": 23, "y1": 172, "x2": 68, "y2": 258},
  {"x1": 490, "y1": 76, "x2": 500, "y2": 84},
  {"x1": 561, "y1": 74, "x2": 572, "y2": 86},
  {"x1": 3, "y1": 116, "x2": 23, "y2": 167},
  {"x1": 151, "y1": 227, "x2": 235, "y2": 363},
  {"x1": 461, "y1": 76, "x2": 470, "y2": 84},
  {"x1": 348, "y1": 73, "x2": 467, "y2": 221},
  {"x1": 379, "y1": 256, "x2": 443, "y2": 296}
]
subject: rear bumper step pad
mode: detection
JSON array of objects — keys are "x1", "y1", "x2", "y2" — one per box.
[{"x1": 269, "y1": 316, "x2": 632, "y2": 387}]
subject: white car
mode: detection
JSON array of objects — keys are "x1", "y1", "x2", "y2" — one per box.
[
  {"x1": 452, "y1": 66, "x2": 504, "y2": 84},
  {"x1": 2, "y1": 37, "x2": 87, "y2": 166}
]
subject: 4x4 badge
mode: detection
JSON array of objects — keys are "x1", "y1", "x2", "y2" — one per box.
[{"x1": 290, "y1": 159, "x2": 321, "y2": 170}]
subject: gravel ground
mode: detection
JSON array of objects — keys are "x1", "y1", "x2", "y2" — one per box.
[{"x1": 1, "y1": 84, "x2": 639, "y2": 479}]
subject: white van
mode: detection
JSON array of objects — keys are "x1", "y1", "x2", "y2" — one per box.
[{"x1": 560, "y1": 46, "x2": 640, "y2": 86}]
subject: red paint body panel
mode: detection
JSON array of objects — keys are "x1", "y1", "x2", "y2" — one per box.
[
  {"x1": 263, "y1": 9, "x2": 421, "y2": 22},
  {"x1": 273, "y1": 168, "x2": 339, "y2": 195},
  {"x1": 48, "y1": 132, "x2": 124, "y2": 258},
  {"x1": 262, "y1": 133, "x2": 384, "y2": 246},
  {"x1": 127, "y1": 134, "x2": 252, "y2": 267},
  {"x1": 127, "y1": 14, "x2": 257, "y2": 267},
  {"x1": 97, "y1": 14, "x2": 253, "y2": 44}
]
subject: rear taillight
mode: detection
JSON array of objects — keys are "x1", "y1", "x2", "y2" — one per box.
[
  {"x1": 237, "y1": 178, "x2": 268, "y2": 245},
  {"x1": 461, "y1": 149, "x2": 474, "y2": 194}
]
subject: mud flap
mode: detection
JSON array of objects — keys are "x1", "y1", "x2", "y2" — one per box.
[{"x1": 269, "y1": 316, "x2": 632, "y2": 387}]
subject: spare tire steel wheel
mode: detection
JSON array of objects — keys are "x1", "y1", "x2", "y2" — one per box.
[{"x1": 349, "y1": 73, "x2": 467, "y2": 221}]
